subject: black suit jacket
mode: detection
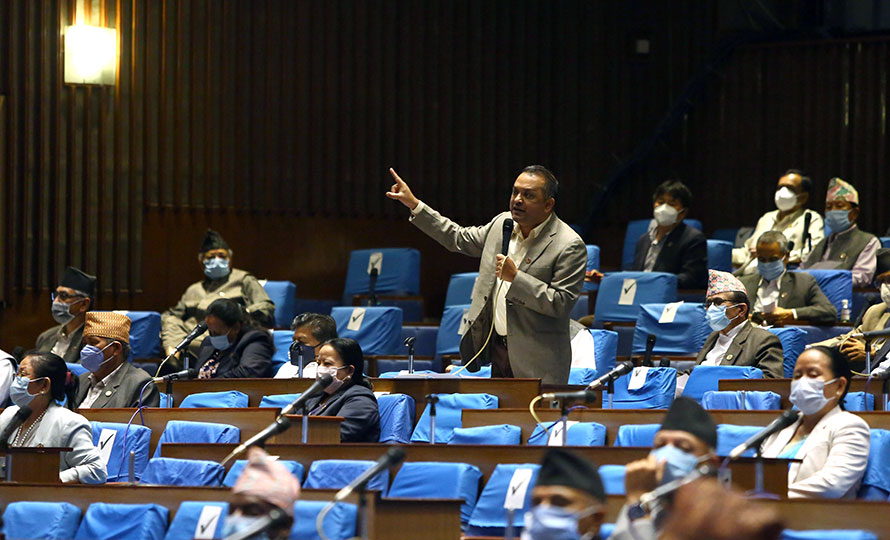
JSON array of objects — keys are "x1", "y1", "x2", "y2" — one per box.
[
  {"x1": 632, "y1": 222, "x2": 708, "y2": 289},
  {"x1": 739, "y1": 271, "x2": 837, "y2": 324},
  {"x1": 303, "y1": 382, "x2": 381, "y2": 443},
  {"x1": 195, "y1": 329, "x2": 273, "y2": 378}
]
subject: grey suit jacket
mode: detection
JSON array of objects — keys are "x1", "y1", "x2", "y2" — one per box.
[
  {"x1": 694, "y1": 323, "x2": 784, "y2": 378},
  {"x1": 410, "y1": 205, "x2": 587, "y2": 384},
  {"x1": 74, "y1": 360, "x2": 160, "y2": 409},
  {"x1": 739, "y1": 271, "x2": 837, "y2": 324},
  {"x1": 35, "y1": 323, "x2": 84, "y2": 364}
]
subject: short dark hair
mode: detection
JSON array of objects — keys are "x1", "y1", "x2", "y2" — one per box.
[
  {"x1": 521, "y1": 165, "x2": 559, "y2": 200},
  {"x1": 784, "y1": 169, "x2": 812, "y2": 194},
  {"x1": 809, "y1": 346, "x2": 851, "y2": 410},
  {"x1": 23, "y1": 350, "x2": 74, "y2": 403},
  {"x1": 291, "y1": 313, "x2": 338, "y2": 342},
  {"x1": 206, "y1": 298, "x2": 248, "y2": 327},
  {"x1": 726, "y1": 290, "x2": 750, "y2": 314},
  {"x1": 653, "y1": 180, "x2": 692, "y2": 209},
  {"x1": 321, "y1": 337, "x2": 365, "y2": 385},
  {"x1": 756, "y1": 230, "x2": 790, "y2": 255}
]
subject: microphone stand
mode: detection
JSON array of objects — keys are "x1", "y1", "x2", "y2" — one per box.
[
  {"x1": 426, "y1": 395, "x2": 439, "y2": 444},
  {"x1": 865, "y1": 336, "x2": 874, "y2": 373},
  {"x1": 302, "y1": 402, "x2": 309, "y2": 444},
  {"x1": 406, "y1": 338, "x2": 416, "y2": 374},
  {"x1": 606, "y1": 374, "x2": 615, "y2": 409},
  {"x1": 559, "y1": 400, "x2": 569, "y2": 447},
  {"x1": 883, "y1": 378, "x2": 889, "y2": 411}
]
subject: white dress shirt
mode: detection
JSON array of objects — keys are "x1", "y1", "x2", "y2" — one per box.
[
  {"x1": 702, "y1": 320, "x2": 748, "y2": 366},
  {"x1": 50, "y1": 324, "x2": 80, "y2": 359},
  {"x1": 275, "y1": 361, "x2": 318, "y2": 379},
  {"x1": 79, "y1": 363, "x2": 126, "y2": 408}
]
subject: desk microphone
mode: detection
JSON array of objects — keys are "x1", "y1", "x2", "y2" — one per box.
[
  {"x1": 334, "y1": 447, "x2": 406, "y2": 502},
  {"x1": 642, "y1": 334, "x2": 657, "y2": 367},
  {"x1": 501, "y1": 218, "x2": 513, "y2": 256},
  {"x1": 850, "y1": 328, "x2": 890, "y2": 340},
  {"x1": 540, "y1": 362, "x2": 633, "y2": 401},
  {"x1": 727, "y1": 409, "x2": 801, "y2": 460},
  {"x1": 151, "y1": 368, "x2": 199, "y2": 384},
  {"x1": 171, "y1": 322, "x2": 208, "y2": 354}
]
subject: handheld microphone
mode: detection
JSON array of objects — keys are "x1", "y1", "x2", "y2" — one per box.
[
  {"x1": 642, "y1": 334, "x2": 657, "y2": 367},
  {"x1": 334, "y1": 447, "x2": 406, "y2": 502},
  {"x1": 0, "y1": 407, "x2": 32, "y2": 451},
  {"x1": 151, "y1": 368, "x2": 199, "y2": 384},
  {"x1": 279, "y1": 373, "x2": 333, "y2": 416},
  {"x1": 728, "y1": 409, "x2": 801, "y2": 460},
  {"x1": 540, "y1": 362, "x2": 634, "y2": 401},
  {"x1": 850, "y1": 328, "x2": 890, "y2": 340},
  {"x1": 223, "y1": 507, "x2": 289, "y2": 540},
  {"x1": 501, "y1": 218, "x2": 514, "y2": 256},
  {"x1": 172, "y1": 322, "x2": 209, "y2": 353}
]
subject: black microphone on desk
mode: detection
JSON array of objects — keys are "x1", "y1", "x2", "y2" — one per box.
[
  {"x1": 727, "y1": 409, "x2": 801, "y2": 460},
  {"x1": 334, "y1": 447, "x2": 406, "y2": 502},
  {"x1": 368, "y1": 267, "x2": 379, "y2": 306},
  {"x1": 171, "y1": 322, "x2": 209, "y2": 355},
  {"x1": 223, "y1": 507, "x2": 289, "y2": 540},
  {"x1": 289, "y1": 341, "x2": 303, "y2": 366},
  {"x1": 540, "y1": 362, "x2": 634, "y2": 401},
  {"x1": 501, "y1": 218, "x2": 514, "y2": 256},
  {"x1": 851, "y1": 328, "x2": 890, "y2": 340},
  {"x1": 0, "y1": 407, "x2": 31, "y2": 451},
  {"x1": 278, "y1": 373, "x2": 333, "y2": 416},
  {"x1": 642, "y1": 334, "x2": 657, "y2": 367},
  {"x1": 151, "y1": 368, "x2": 199, "y2": 384}
]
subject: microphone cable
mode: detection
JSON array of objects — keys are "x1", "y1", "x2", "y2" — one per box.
[{"x1": 450, "y1": 279, "x2": 505, "y2": 377}]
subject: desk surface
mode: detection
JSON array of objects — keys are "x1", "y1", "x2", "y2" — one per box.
[{"x1": 720, "y1": 378, "x2": 888, "y2": 410}]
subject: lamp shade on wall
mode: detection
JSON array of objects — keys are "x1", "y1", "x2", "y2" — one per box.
[{"x1": 64, "y1": 25, "x2": 116, "y2": 85}]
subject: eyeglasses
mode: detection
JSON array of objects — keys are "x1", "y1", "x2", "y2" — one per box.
[
  {"x1": 704, "y1": 298, "x2": 738, "y2": 309},
  {"x1": 51, "y1": 291, "x2": 87, "y2": 302}
]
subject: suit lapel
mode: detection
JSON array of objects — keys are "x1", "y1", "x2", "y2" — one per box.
[
  {"x1": 90, "y1": 363, "x2": 127, "y2": 408},
  {"x1": 518, "y1": 214, "x2": 558, "y2": 272},
  {"x1": 790, "y1": 407, "x2": 841, "y2": 483},
  {"x1": 723, "y1": 324, "x2": 750, "y2": 365}
]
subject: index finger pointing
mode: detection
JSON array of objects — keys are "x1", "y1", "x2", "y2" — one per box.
[{"x1": 389, "y1": 167, "x2": 406, "y2": 185}]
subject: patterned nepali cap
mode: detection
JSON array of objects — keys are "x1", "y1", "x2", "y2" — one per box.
[
  {"x1": 707, "y1": 269, "x2": 747, "y2": 298},
  {"x1": 232, "y1": 446, "x2": 301, "y2": 515},
  {"x1": 83, "y1": 312, "x2": 131, "y2": 343},
  {"x1": 826, "y1": 177, "x2": 858, "y2": 205}
]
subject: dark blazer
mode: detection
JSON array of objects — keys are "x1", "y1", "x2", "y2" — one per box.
[
  {"x1": 694, "y1": 323, "x2": 784, "y2": 378},
  {"x1": 303, "y1": 382, "x2": 381, "y2": 443},
  {"x1": 632, "y1": 222, "x2": 708, "y2": 289},
  {"x1": 35, "y1": 323, "x2": 84, "y2": 364},
  {"x1": 74, "y1": 360, "x2": 160, "y2": 408},
  {"x1": 739, "y1": 271, "x2": 837, "y2": 324},
  {"x1": 194, "y1": 329, "x2": 273, "y2": 378}
]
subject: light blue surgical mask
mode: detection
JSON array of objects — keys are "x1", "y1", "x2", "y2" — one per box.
[
  {"x1": 824, "y1": 210, "x2": 852, "y2": 234},
  {"x1": 9, "y1": 376, "x2": 45, "y2": 409},
  {"x1": 650, "y1": 444, "x2": 701, "y2": 485},
  {"x1": 204, "y1": 257, "x2": 230, "y2": 280},
  {"x1": 80, "y1": 342, "x2": 116, "y2": 373},
  {"x1": 521, "y1": 505, "x2": 598, "y2": 540},
  {"x1": 757, "y1": 259, "x2": 785, "y2": 282},
  {"x1": 705, "y1": 304, "x2": 740, "y2": 332},
  {"x1": 209, "y1": 333, "x2": 232, "y2": 351},
  {"x1": 221, "y1": 514, "x2": 270, "y2": 540}
]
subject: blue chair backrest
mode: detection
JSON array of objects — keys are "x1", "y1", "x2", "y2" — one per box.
[
  {"x1": 260, "y1": 280, "x2": 297, "y2": 328},
  {"x1": 140, "y1": 457, "x2": 225, "y2": 487},
  {"x1": 163, "y1": 501, "x2": 229, "y2": 540},
  {"x1": 389, "y1": 462, "x2": 482, "y2": 525},
  {"x1": 304, "y1": 459, "x2": 389, "y2": 494},
  {"x1": 594, "y1": 272, "x2": 678, "y2": 322},
  {"x1": 781, "y1": 531, "x2": 878, "y2": 540},
  {"x1": 466, "y1": 464, "x2": 540, "y2": 537},
  {"x1": 411, "y1": 393, "x2": 499, "y2": 443},
  {"x1": 598, "y1": 465, "x2": 626, "y2": 495},
  {"x1": 796, "y1": 269, "x2": 852, "y2": 318},
  {"x1": 859, "y1": 428, "x2": 890, "y2": 500},
  {"x1": 569, "y1": 368, "x2": 597, "y2": 385},
  {"x1": 614, "y1": 424, "x2": 660, "y2": 447},
  {"x1": 606, "y1": 367, "x2": 677, "y2": 409},
  {"x1": 222, "y1": 460, "x2": 304, "y2": 487},
  {"x1": 631, "y1": 303, "x2": 710, "y2": 355},
  {"x1": 583, "y1": 245, "x2": 601, "y2": 292},
  {"x1": 767, "y1": 326, "x2": 808, "y2": 377},
  {"x1": 455, "y1": 365, "x2": 493, "y2": 378},
  {"x1": 793, "y1": 325, "x2": 850, "y2": 346},
  {"x1": 331, "y1": 306, "x2": 403, "y2": 356},
  {"x1": 844, "y1": 392, "x2": 875, "y2": 411},
  {"x1": 682, "y1": 365, "x2": 763, "y2": 403},
  {"x1": 159, "y1": 393, "x2": 172, "y2": 408},
  {"x1": 291, "y1": 501, "x2": 358, "y2": 540},
  {"x1": 622, "y1": 219, "x2": 702, "y2": 270},
  {"x1": 178, "y1": 390, "x2": 248, "y2": 408},
  {"x1": 103, "y1": 311, "x2": 162, "y2": 360},
  {"x1": 881, "y1": 237, "x2": 890, "y2": 249},
  {"x1": 716, "y1": 424, "x2": 762, "y2": 457},
  {"x1": 342, "y1": 248, "x2": 421, "y2": 303},
  {"x1": 701, "y1": 391, "x2": 781, "y2": 411},
  {"x1": 590, "y1": 329, "x2": 618, "y2": 379},
  {"x1": 436, "y1": 304, "x2": 471, "y2": 357},
  {"x1": 527, "y1": 422, "x2": 607, "y2": 446},
  {"x1": 707, "y1": 240, "x2": 733, "y2": 272},
  {"x1": 259, "y1": 393, "x2": 302, "y2": 409},
  {"x1": 399, "y1": 325, "x2": 439, "y2": 357},
  {"x1": 711, "y1": 228, "x2": 740, "y2": 245},
  {"x1": 445, "y1": 273, "x2": 478, "y2": 307},
  {"x1": 67, "y1": 362, "x2": 88, "y2": 376},
  {"x1": 377, "y1": 393, "x2": 416, "y2": 443},
  {"x1": 90, "y1": 421, "x2": 152, "y2": 482},
  {"x1": 75, "y1": 503, "x2": 168, "y2": 540},
  {"x1": 449, "y1": 424, "x2": 521, "y2": 445},
  {"x1": 153, "y1": 420, "x2": 240, "y2": 458},
  {"x1": 3, "y1": 502, "x2": 82, "y2": 540}
]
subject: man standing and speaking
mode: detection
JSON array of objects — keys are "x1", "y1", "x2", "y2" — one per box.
[{"x1": 386, "y1": 166, "x2": 586, "y2": 384}]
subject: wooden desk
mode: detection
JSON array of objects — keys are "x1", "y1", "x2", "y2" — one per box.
[
  {"x1": 277, "y1": 415, "x2": 343, "y2": 444},
  {"x1": 160, "y1": 443, "x2": 790, "y2": 496},
  {"x1": 1, "y1": 447, "x2": 70, "y2": 484},
  {"x1": 720, "y1": 378, "x2": 889, "y2": 410}
]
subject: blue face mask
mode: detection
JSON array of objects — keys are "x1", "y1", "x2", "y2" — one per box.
[
  {"x1": 757, "y1": 259, "x2": 785, "y2": 282},
  {"x1": 705, "y1": 304, "x2": 740, "y2": 332},
  {"x1": 80, "y1": 342, "x2": 115, "y2": 372},
  {"x1": 824, "y1": 210, "x2": 852, "y2": 234},
  {"x1": 9, "y1": 376, "x2": 44, "y2": 409},
  {"x1": 521, "y1": 505, "x2": 598, "y2": 540},
  {"x1": 221, "y1": 514, "x2": 270, "y2": 540},
  {"x1": 204, "y1": 257, "x2": 230, "y2": 280},
  {"x1": 650, "y1": 444, "x2": 701, "y2": 485},
  {"x1": 209, "y1": 333, "x2": 232, "y2": 351}
]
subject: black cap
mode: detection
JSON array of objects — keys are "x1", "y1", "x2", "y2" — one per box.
[
  {"x1": 659, "y1": 397, "x2": 718, "y2": 449},
  {"x1": 875, "y1": 248, "x2": 890, "y2": 277},
  {"x1": 537, "y1": 449, "x2": 605, "y2": 502},
  {"x1": 200, "y1": 229, "x2": 229, "y2": 253},
  {"x1": 59, "y1": 266, "x2": 97, "y2": 297}
]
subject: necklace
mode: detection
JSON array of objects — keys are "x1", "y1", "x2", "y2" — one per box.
[{"x1": 12, "y1": 409, "x2": 47, "y2": 447}]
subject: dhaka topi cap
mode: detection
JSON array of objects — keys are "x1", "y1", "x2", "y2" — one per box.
[
  {"x1": 707, "y1": 269, "x2": 747, "y2": 298},
  {"x1": 826, "y1": 177, "x2": 858, "y2": 205},
  {"x1": 83, "y1": 312, "x2": 131, "y2": 344}
]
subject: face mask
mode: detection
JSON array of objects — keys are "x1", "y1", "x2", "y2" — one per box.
[
  {"x1": 790, "y1": 376, "x2": 837, "y2": 415},
  {"x1": 204, "y1": 257, "x2": 230, "y2": 280},
  {"x1": 51, "y1": 300, "x2": 78, "y2": 325},
  {"x1": 881, "y1": 283, "x2": 890, "y2": 308},
  {"x1": 774, "y1": 187, "x2": 798, "y2": 212},
  {"x1": 9, "y1": 376, "x2": 44, "y2": 408},
  {"x1": 705, "y1": 303, "x2": 740, "y2": 332},
  {"x1": 824, "y1": 210, "x2": 851, "y2": 234},
  {"x1": 521, "y1": 505, "x2": 597, "y2": 540},
  {"x1": 757, "y1": 259, "x2": 785, "y2": 282},
  {"x1": 221, "y1": 514, "x2": 270, "y2": 540},
  {"x1": 209, "y1": 333, "x2": 232, "y2": 351},
  {"x1": 653, "y1": 204, "x2": 679, "y2": 227},
  {"x1": 317, "y1": 365, "x2": 348, "y2": 393},
  {"x1": 80, "y1": 343, "x2": 116, "y2": 373},
  {"x1": 650, "y1": 444, "x2": 701, "y2": 485}
]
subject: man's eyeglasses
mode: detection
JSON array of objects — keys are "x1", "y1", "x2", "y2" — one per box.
[
  {"x1": 51, "y1": 291, "x2": 87, "y2": 302},
  {"x1": 704, "y1": 298, "x2": 737, "y2": 309}
]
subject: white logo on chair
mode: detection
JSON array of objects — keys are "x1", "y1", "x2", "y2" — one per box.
[
  {"x1": 618, "y1": 279, "x2": 637, "y2": 305},
  {"x1": 367, "y1": 252, "x2": 384, "y2": 274},
  {"x1": 458, "y1": 308, "x2": 471, "y2": 336},
  {"x1": 504, "y1": 468, "x2": 534, "y2": 510},
  {"x1": 348, "y1": 307, "x2": 366, "y2": 331},
  {"x1": 193, "y1": 505, "x2": 223, "y2": 539},
  {"x1": 547, "y1": 421, "x2": 578, "y2": 446},
  {"x1": 658, "y1": 301, "x2": 684, "y2": 324},
  {"x1": 627, "y1": 367, "x2": 649, "y2": 390},
  {"x1": 96, "y1": 429, "x2": 116, "y2": 466}
]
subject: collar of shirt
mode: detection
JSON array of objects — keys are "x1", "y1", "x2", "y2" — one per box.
[
  {"x1": 772, "y1": 208, "x2": 804, "y2": 229},
  {"x1": 87, "y1": 361, "x2": 125, "y2": 389},
  {"x1": 759, "y1": 270, "x2": 786, "y2": 288},
  {"x1": 513, "y1": 212, "x2": 553, "y2": 243},
  {"x1": 718, "y1": 319, "x2": 747, "y2": 342},
  {"x1": 828, "y1": 223, "x2": 857, "y2": 242},
  {"x1": 59, "y1": 322, "x2": 83, "y2": 339}
]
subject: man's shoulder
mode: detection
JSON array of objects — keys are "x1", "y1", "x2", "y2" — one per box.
[
  {"x1": 745, "y1": 324, "x2": 781, "y2": 345},
  {"x1": 229, "y1": 268, "x2": 253, "y2": 282},
  {"x1": 119, "y1": 361, "x2": 153, "y2": 383},
  {"x1": 550, "y1": 215, "x2": 586, "y2": 249},
  {"x1": 738, "y1": 272, "x2": 759, "y2": 288},
  {"x1": 36, "y1": 324, "x2": 63, "y2": 343},
  {"x1": 863, "y1": 302, "x2": 889, "y2": 324}
]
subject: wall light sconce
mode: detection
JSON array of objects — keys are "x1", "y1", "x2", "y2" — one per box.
[{"x1": 64, "y1": 24, "x2": 117, "y2": 85}]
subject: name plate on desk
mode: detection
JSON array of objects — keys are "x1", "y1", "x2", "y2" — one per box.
[{"x1": 1, "y1": 447, "x2": 71, "y2": 484}]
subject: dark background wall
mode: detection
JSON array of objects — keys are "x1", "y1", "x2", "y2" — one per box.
[{"x1": 2, "y1": 0, "x2": 890, "y2": 350}]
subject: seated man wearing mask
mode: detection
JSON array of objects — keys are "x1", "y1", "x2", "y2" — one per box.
[
  {"x1": 35, "y1": 266, "x2": 97, "y2": 364},
  {"x1": 693, "y1": 270, "x2": 783, "y2": 378},
  {"x1": 800, "y1": 177, "x2": 879, "y2": 287},
  {"x1": 741, "y1": 230, "x2": 836, "y2": 325},
  {"x1": 524, "y1": 449, "x2": 605, "y2": 540},
  {"x1": 74, "y1": 312, "x2": 159, "y2": 408},
  {"x1": 733, "y1": 169, "x2": 823, "y2": 275},
  {"x1": 611, "y1": 398, "x2": 718, "y2": 540},
  {"x1": 274, "y1": 313, "x2": 338, "y2": 379},
  {"x1": 161, "y1": 229, "x2": 275, "y2": 368}
]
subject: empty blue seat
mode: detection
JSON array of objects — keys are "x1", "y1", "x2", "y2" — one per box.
[
  {"x1": 159, "y1": 393, "x2": 173, "y2": 407},
  {"x1": 153, "y1": 420, "x2": 240, "y2": 458},
  {"x1": 449, "y1": 424, "x2": 521, "y2": 445},
  {"x1": 631, "y1": 303, "x2": 710, "y2": 356},
  {"x1": 163, "y1": 501, "x2": 228, "y2": 540},
  {"x1": 178, "y1": 390, "x2": 248, "y2": 408},
  {"x1": 374, "y1": 358, "x2": 435, "y2": 375},
  {"x1": 456, "y1": 365, "x2": 493, "y2": 378},
  {"x1": 399, "y1": 325, "x2": 439, "y2": 357},
  {"x1": 410, "y1": 393, "x2": 498, "y2": 443},
  {"x1": 377, "y1": 393, "x2": 416, "y2": 443},
  {"x1": 140, "y1": 457, "x2": 225, "y2": 487},
  {"x1": 614, "y1": 424, "x2": 660, "y2": 447},
  {"x1": 107, "y1": 311, "x2": 162, "y2": 360},
  {"x1": 222, "y1": 459, "x2": 304, "y2": 487},
  {"x1": 844, "y1": 392, "x2": 875, "y2": 412},
  {"x1": 794, "y1": 325, "x2": 850, "y2": 346},
  {"x1": 75, "y1": 503, "x2": 168, "y2": 540},
  {"x1": 291, "y1": 501, "x2": 358, "y2": 540},
  {"x1": 90, "y1": 421, "x2": 152, "y2": 482},
  {"x1": 711, "y1": 228, "x2": 740, "y2": 245},
  {"x1": 590, "y1": 329, "x2": 618, "y2": 379},
  {"x1": 707, "y1": 240, "x2": 733, "y2": 272},
  {"x1": 594, "y1": 272, "x2": 678, "y2": 323},
  {"x1": 583, "y1": 245, "x2": 601, "y2": 292},
  {"x1": 781, "y1": 531, "x2": 877, "y2": 540},
  {"x1": 701, "y1": 391, "x2": 781, "y2": 410},
  {"x1": 527, "y1": 422, "x2": 607, "y2": 446},
  {"x1": 568, "y1": 368, "x2": 597, "y2": 385},
  {"x1": 682, "y1": 365, "x2": 763, "y2": 403},
  {"x1": 598, "y1": 465, "x2": 626, "y2": 495},
  {"x1": 3, "y1": 501, "x2": 82, "y2": 540},
  {"x1": 716, "y1": 425, "x2": 762, "y2": 457},
  {"x1": 259, "y1": 393, "x2": 302, "y2": 409},
  {"x1": 445, "y1": 272, "x2": 478, "y2": 307},
  {"x1": 605, "y1": 367, "x2": 677, "y2": 409},
  {"x1": 332, "y1": 306, "x2": 403, "y2": 356},
  {"x1": 261, "y1": 280, "x2": 297, "y2": 328},
  {"x1": 342, "y1": 248, "x2": 421, "y2": 303},
  {"x1": 466, "y1": 464, "x2": 540, "y2": 537},
  {"x1": 436, "y1": 304, "x2": 471, "y2": 360},
  {"x1": 796, "y1": 269, "x2": 852, "y2": 319},
  {"x1": 768, "y1": 326, "x2": 808, "y2": 377},
  {"x1": 389, "y1": 462, "x2": 483, "y2": 525},
  {"x1": 304, "y1": 460, "x2": 389, "y2": 495},
  {"x1": 859, "y1": 428, "x2": 890, "y2": 500}
]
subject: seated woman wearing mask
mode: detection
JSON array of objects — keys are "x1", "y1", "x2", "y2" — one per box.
[
  {"x1": 0, "y1": 351, "x2": 106, "y2": 484},
  {"x1": 303, "y1": 338, "x2": 380, "y2": 442},
  {"x1": 195, "y1": 298, "x2": 274, "y2": 379},
  {"x1": 761, "y1": 346, "x2": 870, "y2": 498}
]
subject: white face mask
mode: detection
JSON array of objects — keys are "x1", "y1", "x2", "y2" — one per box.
[
  {"x1": 881, "y1": 283, "x2": 890, "y2": 308},
  {"x1": 316, "y1": 365, "x2": 349, "y2": 393},
  {"x1": 653, "y1": 204, "x2": 679, "y2": 227},
  {"x1": 790, "y1": 376, "x2": 837, "y2": 415},
  {"x1": 774, "y1": 186, "x2": 798, "y2": 211}
]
